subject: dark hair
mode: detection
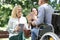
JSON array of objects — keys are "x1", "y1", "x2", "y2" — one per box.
[
  {"x1": 31, "y1": 8, "x2": 38, "y2": 12},
  {"x1": 31, "y1": 8, "x2": 38, "y2": 15}
]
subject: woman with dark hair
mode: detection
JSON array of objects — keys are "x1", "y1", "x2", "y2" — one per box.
[
  {"x1": 26, "y1": 8, "x2": 38, "y2": 29},
  {"x1": 25, "y1": 8, "x2": 38, "y2": 39}
]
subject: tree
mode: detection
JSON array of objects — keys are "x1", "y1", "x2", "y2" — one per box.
[
  {"x1": 0, "y1": 0, "x2": 60, "y2": 27},
  {"x1": 0, "y1": 0, "x2": 38, "y2": 27}
]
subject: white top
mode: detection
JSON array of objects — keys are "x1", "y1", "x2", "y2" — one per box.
[{"x1": 7, "y1": 16, "x2": 31, "y2": 38}]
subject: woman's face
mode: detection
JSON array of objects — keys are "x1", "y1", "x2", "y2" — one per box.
[
  {"x1": 16, "y1": 7, "x2": 22, "y2": 18},
  {"x1": 32, "y1": 8, "x2": 37, "y2": 16}
]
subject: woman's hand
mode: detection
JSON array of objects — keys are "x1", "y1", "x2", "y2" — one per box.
[
  {"x1": 28, "y1": 21, "x2": 32, "y2": 24},
  {"x1": 14, "y1": 25, "x2": 21, "y2": 32}
]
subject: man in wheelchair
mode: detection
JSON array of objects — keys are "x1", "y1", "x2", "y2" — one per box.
[{"x1": 31, "y1": 0, "x2": 54, "y2": 40}]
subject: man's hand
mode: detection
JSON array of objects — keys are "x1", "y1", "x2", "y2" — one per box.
[{"x1": 32, "y1": 21, "x2": 36, "y2": 26}]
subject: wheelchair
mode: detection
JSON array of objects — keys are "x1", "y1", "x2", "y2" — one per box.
[
  {"x1": 36, "y1": 11, "x2": 60, "y2": 40},
  {"x1": 36, "y1": 24, "x2": 60, "y2": 40}
]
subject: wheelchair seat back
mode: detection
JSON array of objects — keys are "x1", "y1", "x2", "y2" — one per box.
[{"x1": 37, "y1": 24, "x2": 54, "y2": 40}]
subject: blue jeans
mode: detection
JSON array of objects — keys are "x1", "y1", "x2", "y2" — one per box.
[{"x1": 31, "y1": 28, "x2": 39, "y2": 40}]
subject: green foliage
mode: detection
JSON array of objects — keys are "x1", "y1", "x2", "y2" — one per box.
[
  {"x1": 0, "y1": 4, "x2": 12, "y2": 27},
  {"x1": 49, "y1": 0, "x2": 60, "y2": 10},
  {"x1": 0, "y1": 0, "x2": 38, "y2": 27},
  {"x1": 0, "y1": 0, "x2": 60, "y2": 27}
]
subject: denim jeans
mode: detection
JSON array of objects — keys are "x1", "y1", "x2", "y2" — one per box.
[{"x1": 31, "y1": 28, "x2": 39, "y2": 40}]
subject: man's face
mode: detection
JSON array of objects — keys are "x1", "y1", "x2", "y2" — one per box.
[{"x1": 38, "y1": 0, "x2": 42, "y2": 5}]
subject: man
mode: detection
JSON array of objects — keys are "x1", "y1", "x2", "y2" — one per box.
[{"x1": 31, "y1": 0, "x2": 54, "y2": 40}]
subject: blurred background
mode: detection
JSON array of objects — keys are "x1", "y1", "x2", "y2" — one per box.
[
  {"x1": 0, "y1": 0, "x2": 60, "y2": 40},
  {"x1": 0, "y1": 0, "x2": 60, "y2": 28}
]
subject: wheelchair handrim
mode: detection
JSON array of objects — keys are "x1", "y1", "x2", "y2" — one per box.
[{"x1": 40, "y1": 32, "x2": 60, "y2": 40}]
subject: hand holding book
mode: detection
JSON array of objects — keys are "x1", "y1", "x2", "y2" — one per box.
[{"x1": 14, "y1": 24, "x2": 24, "y2": 32}]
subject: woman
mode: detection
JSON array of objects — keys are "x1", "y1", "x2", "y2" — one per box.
[
  {"x1": 26, "y1": 8, "x2": 38, "y2": 39},
  {"x1": 26, "y1": 8, "x2": 38, "y2": 29},
  {"x1": 7, "y1": 5, "x2": 28, "y2": 40}
]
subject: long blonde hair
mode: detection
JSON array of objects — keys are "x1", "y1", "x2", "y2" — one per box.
[{"x1": 11, "y1": 5, "x2": 22, "y2": 18}]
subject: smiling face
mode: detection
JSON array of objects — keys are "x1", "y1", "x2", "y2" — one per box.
[
  {"x1": 32, "y1": 8, "x2": 37, "y2": 16},
  {"x1": 16, "y1": 7, "x2": 22, "y2": 18}
]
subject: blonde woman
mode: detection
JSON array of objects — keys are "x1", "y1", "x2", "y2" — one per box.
[{"x1": 7, "y1": 5, "x2": 28, "y2": 40}]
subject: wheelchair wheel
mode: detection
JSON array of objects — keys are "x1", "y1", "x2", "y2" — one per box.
[
  {"x1": 37, "y1": 24, "x2": 54, "y2": 40},
  {"x1": 40, "y1": 32, "x2": 60, "y2": 40}
]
